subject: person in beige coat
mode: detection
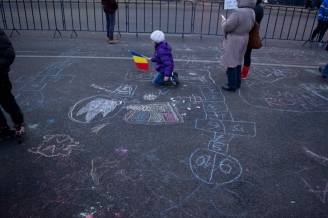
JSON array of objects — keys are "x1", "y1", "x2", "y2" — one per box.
[{"x1": 220, "y1": 0, "x2": 256, "y2": 92}]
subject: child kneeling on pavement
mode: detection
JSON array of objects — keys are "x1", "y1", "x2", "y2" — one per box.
[{"x1": 149, "y1": 30, "x2": 180, "y2": 86}]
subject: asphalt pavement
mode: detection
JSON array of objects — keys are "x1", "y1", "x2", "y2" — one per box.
[{"x1": 0, "y1": 30, "x2": 328, "y2": 218}]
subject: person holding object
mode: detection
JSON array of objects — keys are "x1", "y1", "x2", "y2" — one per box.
[
  {"x1": 101, "y1": 0, "x2": 118, "y2": 44},
  {"x1": 310, "y1": 0, "x2": 328, "y2": 47},
  {"x1": 241, "y1": 0, "x2": 264, "y2": 79},
  {"x1": 149, "y1": 30, "x2": 180, "y2": 86},
  {"x1": 220, "y1": 0, "x2": 256, "y2": 92},
  {"x1": 0, "y1": 28, "x2": 25, "y2": 143}
]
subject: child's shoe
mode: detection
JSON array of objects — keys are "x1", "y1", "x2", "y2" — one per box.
[
  {"x1": 14, "y1": 123, "x2": 25, "y2": 144},
  {"x1": 172, "y1": 72, "x2": 180, "y2": 86}
]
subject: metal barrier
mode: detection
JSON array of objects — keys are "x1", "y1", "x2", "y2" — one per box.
[{"x1": 0, "y1": 0, "x2": 319, "y2": 42}]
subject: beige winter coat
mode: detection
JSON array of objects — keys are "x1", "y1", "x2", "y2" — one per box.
[{"x1": 220, "y1": 0, "x2": 256, "y2": 68}]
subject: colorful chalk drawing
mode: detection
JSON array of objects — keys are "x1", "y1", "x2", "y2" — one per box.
[
  {"x1": 28, "y1": 134, "x2": 79, "y2": 157},
  {"x1": 124, "y1": 102, "x2": 183, "y2": 124},
  {"x1": 297, "y1": 147, "x2": 328, "y2": 204},
  {"x1": 69, "y1": 95, "x2": 124, "y2": 123},
  {"x1": 240, "y1": 66, "x2": 328, "y2": 112}
]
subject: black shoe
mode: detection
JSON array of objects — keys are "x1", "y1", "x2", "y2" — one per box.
[
  {"x1": 222, "y1": 85, "x2": 236, "y2": 92},
  {"x1": 172, "y1": 72, "x2": 180, "y2": 86},
  {"x1": 227, "y1": 83, "x2": 240, "y2": 89}
]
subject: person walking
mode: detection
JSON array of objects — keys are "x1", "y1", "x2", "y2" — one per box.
[
  {"x1": 311, "y1": 0, "x2": 328, "y2": 46},
  {"x1": 101, "y1": 0, "x2": 118, "y2": 44},
  {"x1": 220, "y1": 0, "x2": 256, "y2": 92},
  {"x1": 0, "y1": 28, "x2": 25, "y2": 143},
  {"x1": 241, "y1": 0, "x2": 264, "y2": 79},
  {"x1": 149, "y1": 30, "x2": 180, "y2": 86}
]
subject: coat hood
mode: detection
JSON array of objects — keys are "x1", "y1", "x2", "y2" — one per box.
[{"x1": 237, "y1": 0, "x2": 256, "y2": 8}]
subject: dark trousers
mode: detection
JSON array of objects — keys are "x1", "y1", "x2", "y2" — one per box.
[
  {"x1": 0, "y1": 72, "x2": 24, "y2": 126},
  {"x1": 311, "y1": 20, "x2": 328, "y2": 42},
  {"x1": 105, "y1": 12, "x2": 116, "y2": 40},
  {"x1": 227, "y1": 65, "x2": 242, "y2": 89},
  {"x1": 244, "y1": 48, "x2": 252, "y2": 67}
]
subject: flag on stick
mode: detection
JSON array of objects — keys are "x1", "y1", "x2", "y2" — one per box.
[{"x1": 129, "y1": 50, "x2": 149, "y2": 70}]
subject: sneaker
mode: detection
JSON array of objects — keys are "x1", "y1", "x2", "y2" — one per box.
[
  {"x1": 171, "y1": 72, "x2": 180, "y2": 86},
  {"x1": 319, "y1": 40, "x2": 324, "y2": 47},
  {"x1": 108, "y1": 39, "x2": 118, "y2": 44}
]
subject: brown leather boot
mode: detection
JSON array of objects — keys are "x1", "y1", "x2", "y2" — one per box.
[{"x1": 241, "y1": 66, "x2": 250, "y2": 79}]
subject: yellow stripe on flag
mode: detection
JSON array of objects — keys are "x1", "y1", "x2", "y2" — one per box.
[{"x1": 133, "y1": 56, "x2": 148, "y2": 64}]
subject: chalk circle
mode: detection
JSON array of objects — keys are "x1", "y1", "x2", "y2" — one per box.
[
  {"x1": 68, "y1": 95, "x2": 124, "y2": 123},
  {"x1": 210, "y1": 187, "x2": 247, "y2": 216},
  {"x1": 190, "y1": 148, "x2": 242, "y2": 185}
]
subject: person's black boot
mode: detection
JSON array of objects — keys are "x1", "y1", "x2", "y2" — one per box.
[{"x1": 172, "y1": 72, "x2": 180, "y2": 86}]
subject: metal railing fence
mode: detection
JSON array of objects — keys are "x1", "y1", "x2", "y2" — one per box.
[{"x1": 0, "y1": 0, "x2": 319, "y2": 42}]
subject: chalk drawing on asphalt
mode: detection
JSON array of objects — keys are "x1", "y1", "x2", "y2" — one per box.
[
  {"x1": 297, "y1": 147, "x2": 328, "y2": 204},
  {"x1": 91, "y1": 123, "x2": 109, "y2": 134},
  {"x1": 162, "y1": 85, "x2": 256, "y2": 217},
  {"x1": 69, "y1": 95, "x2": 124, "y2": 123},
  {"x1": 124, "y1": 102, "x2": 183, "y2": 124},
  {"x1": 28, "y1": 134, "x2": 79, "y2": 157},
  {"x1": 91, "y1": 84, "x2": 137, "y2": 98},
  {"x1": 124, "y1": 70, "x2": 208, "y2": 83},
  {"x1": 240, "y1": 81, "x2": 328, "y2": 112}
]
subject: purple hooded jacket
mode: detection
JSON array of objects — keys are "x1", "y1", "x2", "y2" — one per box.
[{"x1": 151, "y1": 41, "x2": 174, "y2": 77}]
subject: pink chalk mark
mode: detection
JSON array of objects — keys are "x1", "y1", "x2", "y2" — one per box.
[
  {"x1": 303, "y1": 147, "x2": 328, "y2": 167},
  {"x1": 85, "y1": 214, "x2": 93, "y2": 218},
  {"x1": 301, "y1": 177, "x2": 328, "y2": 204}
]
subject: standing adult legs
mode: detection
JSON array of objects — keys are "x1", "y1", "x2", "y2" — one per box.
[
  {"x1": 0, "y1": 74, "x2": 24, "y2": 126},
  {"x1": 105, "y1": 12, "x2": 116, "y2": 41},
  {"x1": 227, "y1": 67, "x2": 237, "y2": 89}
]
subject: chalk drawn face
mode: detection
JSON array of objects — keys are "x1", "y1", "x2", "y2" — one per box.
[
  {"x1": 28, "y1": 134, "x2": 79, "y2": 157},
  {"x1": 69, "y1": 95, "x2": 124, "y2": 123},
  {"x1": 190, "y1": 148, "x2": 242, "y2": 185},
  {"x1": 124, "y1": 102, "x2": 183, "y2": 125}
]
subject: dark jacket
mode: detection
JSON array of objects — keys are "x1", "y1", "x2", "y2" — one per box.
[
  {"x1": 254, "y1": 0, "x2": 264, "y2": 25},
  {"x1": 0, "y1": 28, "x2": 15, "y2": 74},
  {"x1": 151, "y1": 42, "x2": 174, "y2": 77},
  {"x1": 101, "y1": 0, "x2": 118, "y2": 13}
]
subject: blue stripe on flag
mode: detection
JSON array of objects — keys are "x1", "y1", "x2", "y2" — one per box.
[{"x1": 130, "y1": 51, "x2": 143, "y2": 57}]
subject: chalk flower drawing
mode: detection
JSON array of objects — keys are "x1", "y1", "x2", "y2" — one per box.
[{"x1": 28, "y1": 134, "x2": 79, "y2": 157}]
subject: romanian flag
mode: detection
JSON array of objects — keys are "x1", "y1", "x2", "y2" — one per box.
[{"x1": 129, "y1": 51, "x2": 149, "y2": 70}]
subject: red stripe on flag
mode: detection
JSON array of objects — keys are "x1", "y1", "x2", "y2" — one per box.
[{"x1": 135, "y1": 63, "x2": 149, "y2": 70}]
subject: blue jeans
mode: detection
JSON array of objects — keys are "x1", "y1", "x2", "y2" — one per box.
[
  {"x1": 152, "y1": 72, "x2": 171, "y2": 85},
  {"x1": 322, "y1": 63, "x2": 328, "y2": 77},
  {"x1": 105, "y1": 12, "x2": 116, "y2": 40},
  {"x1": 227, "y1": 65, "x2": 241, "y2": 89}
]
